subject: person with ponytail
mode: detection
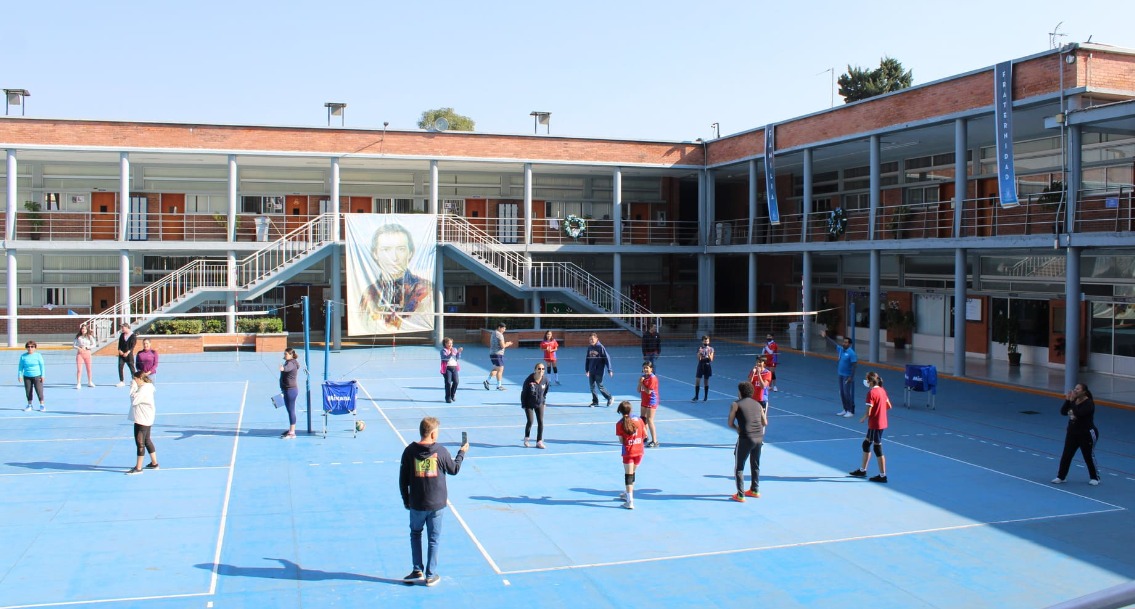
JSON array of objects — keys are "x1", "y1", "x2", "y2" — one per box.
[
  {"x1": 849, "y1": 371, "x2": 892, "y2": 483},
  {"x1": 614, "y1": 400, "x2": 647, "y2": 510},
  {"x1": 1052, "y1": 382, "x2": 1101, "y2": 486}
]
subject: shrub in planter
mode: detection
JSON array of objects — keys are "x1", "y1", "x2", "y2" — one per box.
[
  {"x1": 203, "y1": 318, "x2": 224, "y2": 333},
  {"x1": 150, "y1": 319, "x2": 204, "y2": 335},
  {"x1": 236, "y1": 317, "x2": 284, "y2": 333}
]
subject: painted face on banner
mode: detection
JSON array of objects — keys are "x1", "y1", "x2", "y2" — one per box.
[{"x1": 374, "y1": 230, "x2": 412, "y2": 278}]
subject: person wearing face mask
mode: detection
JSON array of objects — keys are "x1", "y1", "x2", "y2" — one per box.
[{"x1": 848, "y1": 371, "x2": 892, "y2": 483}]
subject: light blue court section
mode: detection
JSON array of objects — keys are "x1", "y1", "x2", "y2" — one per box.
[{"x1": 1, "y1": 344, "x2": 1134, "y2": 608}]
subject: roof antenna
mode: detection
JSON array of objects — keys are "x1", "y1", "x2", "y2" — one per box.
[{"x1": 1048, "y1": 22, "x2": 1067, "y2": 50}]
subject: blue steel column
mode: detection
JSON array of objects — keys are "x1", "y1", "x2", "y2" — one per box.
[
  {"x1": 747, "y1": 159, "x2": 758, "y2": 343},
  {"x1": 954, "y1": 248, "x2": 967, "y2": 376},
  {"x1": 869, "y1": 249, "x2": 881, "y2": 362},
  {"x1": 330, "y1": 157, "x2": 342, "y2": 350},
  {"x1": 868, "y1": 137, "x2": 881, "y2": 360},
  {"x1": 1065, "y1": 247, "x2": 1082, "y2": 393},
  {"x1": 801, "y1": 149, "x2": 813, "y2": 351},
  {"x1": 954, "y1": 118, "x2": 967, "y2": 238},
  {"x1": 6, "y1": 149, "x2": 18, "y2": 346},
  {"x1": 1066, "y1": 124, "x2": 1081, "y2": 234},
  {"x1": 119, "y1": 153, "x2": 131, "y2": 326},
  {"x1": 226, "y1": 155, "x2": 238, "y2": 333}
]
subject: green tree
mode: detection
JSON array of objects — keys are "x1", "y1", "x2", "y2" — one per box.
[
  {"x1": 837, "y1": 56, "x2": 913, "y2": 103},
  {"x1": 417, "y1": 107, "x2": 475, "y2": 131}
]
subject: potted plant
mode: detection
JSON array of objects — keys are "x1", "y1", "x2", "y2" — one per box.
[
  {"x1": 1037, "y1": 180, "x2": 1065, "y2": 206},
  {"x1": 992, "y1": 309, "x2": 1021, "y2": 366},
  {"x1": 23, "y1": 200, "x2": 44, "y2": 239},
  {"x1": 887, "y1": 204, "x2": 911, "y2": 239},
  {"x1": 885, "y1": 302, "x2": 915, "y2": 349}
]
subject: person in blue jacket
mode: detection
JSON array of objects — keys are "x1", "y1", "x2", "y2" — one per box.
[
  {"x1": 18, "y1": 340, "x2": 47, "y2": 412},
  {"x1": 585, "y1": 333, "x2": 614, "y2": 407},
  {"x1": 822, "y1": 330, "x2": 858, "y2": 417}
]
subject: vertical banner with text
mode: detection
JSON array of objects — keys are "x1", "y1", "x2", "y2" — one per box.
[
  {"x1": 764, "y1": 124, "x2": 781, "y2": 225},
  {"x1": 345, "y1": 214, "x2": 437, "y2": 336},
  {"x1": 994, "y1": 61, "x2": 1020, "y2": 208}
]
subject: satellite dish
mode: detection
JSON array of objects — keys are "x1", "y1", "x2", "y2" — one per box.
[{"x1": 433, "y1": 117, "x2": 449, "y2": 132}]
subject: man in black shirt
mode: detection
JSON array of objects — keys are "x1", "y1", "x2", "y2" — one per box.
[{"x1": 116, "y1": 323, "x2": 137, "y2": 387}]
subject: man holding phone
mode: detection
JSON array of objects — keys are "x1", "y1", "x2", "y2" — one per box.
[{"x1": 399, "y1": 416, "x2": 468, "y2": 587}]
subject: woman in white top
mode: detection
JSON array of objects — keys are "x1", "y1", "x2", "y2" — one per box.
[
  {"x1": 73, "y1": 324, "x2": 96, "y2": 389},
  {"x1": 126, "y1": 371, "x2": 158, "y2": 474}
]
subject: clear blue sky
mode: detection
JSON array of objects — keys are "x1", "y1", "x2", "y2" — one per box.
[{"x1": 4, "y1": 0, "x2": 1133, "y2": 141}]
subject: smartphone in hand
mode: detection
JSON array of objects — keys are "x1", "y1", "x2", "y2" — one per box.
[{"x1": 461, "y1": 431, "x2": 468, "y2": 445}]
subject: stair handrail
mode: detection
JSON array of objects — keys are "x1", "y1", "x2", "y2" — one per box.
[
  {"x1": 86, "y1": 214, "x2": 336, "y2": 344},
  {"x1": 440, "y1": 215, "x2": 527, "y2": 284}
]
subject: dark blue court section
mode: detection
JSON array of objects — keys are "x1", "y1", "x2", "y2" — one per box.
[{"x1": 1, "y1": 344, "x2": 1134, "y2": 608}]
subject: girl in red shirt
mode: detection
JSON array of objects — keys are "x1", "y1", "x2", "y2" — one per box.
[
  {"x1": 849, "y1": 371, "x2": 892, "y2": 483},
  {"x1": 539, "y1": 331, "x2": 560, "y2": 385},
  {"x1": 615, "y1": 400, "x2": 646, "y2": 510},
  {"x1": 638, "y1": 361, "x2": 661, "y2": 447}
]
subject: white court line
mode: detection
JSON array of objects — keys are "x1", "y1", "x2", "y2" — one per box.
[
  {"x1": 0, "y1": 411, "x2": 240, "y2": 420},
  {"x1": 497, "y1": 506, "x2": 1126, "y2": 576},
  {"x1": 0, "y1": 385, "x2": 248, "y2": 609},
  {"x1": 357, "y1": 380, "x2": 504, "y2": 577},
  {"x1": 0, "y1": 431, "x2": 238, "y2": 444},
  {"x1": 0, "y1": 591, "x2": 212, "y2": 609},
  {"x1": 208, "y1": 381, "x2": 248, "y2": 595},
  {"x1": 0, "y1": 466, "x2": 228, "y2": 478}
]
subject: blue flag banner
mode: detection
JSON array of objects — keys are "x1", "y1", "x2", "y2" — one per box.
[
  {"x1": 764, "y1": 124, "x2": 781, "y2": 225},
  {"x1": 994, "y1": 61, "x2": 1020, "y2": 208}
]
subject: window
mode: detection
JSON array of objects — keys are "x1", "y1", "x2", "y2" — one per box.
[
  {"x1": 444, "y1": 285, "x2": 466, "y2": 305},
  {"x1": 45, "y1": 288, "x2": 67, "y2": 306},
  {"x1": 906, "y1": 185, "x2": 940, "y2": 205},
  {"x1": 240, "y1": 196, "x2": 284, "y2": 214}
]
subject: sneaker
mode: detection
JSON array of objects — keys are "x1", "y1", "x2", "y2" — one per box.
[
  {"x1": 125, "y1": 468, "x2": 143, "y2": 475},
  {"x1": 692, "y1": 397, "x2": 699, "y2": 403},
  {"x1": 554, "y1": 380, "x2": 561, "y2": 386},
  {"x1": 1089, "y1": 478, "x2": 1101, "y2": 486},
  {"x1": 483, "y1": 380, "x2": 490, "y2": 390},
  {"x1": 589, "y1": 402, "x2": 598, "y2": 408},
  {"x1": 849, "y1": 469, "x2": 867, "y2": 478},
  {"x1": 75, "y1": 384, "x2": 81, "y2": 390},
  {"x1": 403, "y1": 570, "x2": 424, "y2": 583},
  {"x1": 1051, "y1": 477, "x2": 1065, "y2": 484},
  {"x1": 647, "y1": 441, "x2": 659, "y2": 448},
  {"x1": 281, "y1": 432, "x2": 296, "y2": 440},
  {"x1": 743, "y1": 489, "x2": 760, "y2": 498},
  {"x1": 523, "y1": 438, "x2": 530, "y2": 448},
  {"x1": 836, "y1": 409, "x2": 847, "y2": 416},
  {"x1": 445, "y1": 398, "x2": 452, "y2": 403},
  {"x1": 842, "y1": 411, "x2": 854, "y2": 418},
  {"x1": 869, "y1": 475, "x2": 888, "y2": 483},
  {"x1": 38, "y1": 404, "x2": 45, "y2": 412},
  {"x1": 772, "y1": 387, "x2": 779, "y2": 392},
  {"x1": 425, "y1": 574, "x2": 440, "y2": 586},
  {"x1": 606, "y1": 397, "x2": 613, "y2": 408},
  {"x1": 116, "y1": 382, "x2": 125, "y2": 387},
  {"x1": 88, "y1": 382, "x2": 96, "y2": 387},
  {"x1": 730, "y1": 493, "x2": 746, "y2": 503},
  {"x1": 145, "y1": 463, "x2": 160, "y2": 470},
  {"x1": 618, "y1": 492, "x2": 627, "y2": 501},
  {"x1": 622, "y1": 501, "x2": 634, "y2": 510},
  {"x1": 24, "y1": 405, "x2": 32, "y2": 412},
  {"x1": 496, "y1": 386, "x2": 507, "y2": 391},
  {"x1": 536, "y1": 440, "x2": 546, "y2": 449}
]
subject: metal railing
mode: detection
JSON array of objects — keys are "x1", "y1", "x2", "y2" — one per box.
[
  {"x1": 87, "y1": 214, "x2": 334, "y2": 345},
  {"x1": 441, "y1": 214, "x2": 656, "y2": 331}
]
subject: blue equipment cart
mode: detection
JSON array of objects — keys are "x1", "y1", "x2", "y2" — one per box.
[
  {"x1": 322, "y1": 380, "x2": 359, "y2": 437},
  {"x1": 903, "y1": 364, "x2": 937, "y2": 409}
]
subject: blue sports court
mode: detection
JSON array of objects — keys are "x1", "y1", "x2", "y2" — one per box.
[{"x1": 2, "y1": 340, "x2": 1134, "y2": 609}]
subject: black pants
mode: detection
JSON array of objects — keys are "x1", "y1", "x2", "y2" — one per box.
[
  {"x1": 23, "y1": 376, "x2": 44, "y2": 403},
  {"x1": 118, "y1": 355, "x2": 137, "y2": 382},
  {"x1": 1057, "y1": 427, "x2": 1099, "y2": 480},
  {"x1": 524, "y1": 404, "x2": 545, "y2": 441},
  {"x1": 134, "y1": 423, "x2": 155, "y2": 457},
  {"x1": 735, "y1": 436, "x2": 763, "y2": 493},
  {"x1": 443, "y1": 367, "x2": 459, "y2": 401}
]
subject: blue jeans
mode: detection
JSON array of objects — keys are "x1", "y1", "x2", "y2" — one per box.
[
  {"x1": 838, "y1": 375, "x2": 855, "y2": 413},
  {"x1": 409, "y1": 508, "x2": 444, "y2": 576},
  {"x1": 588, "y1": 375, "x2": 611, "y2": 404}
]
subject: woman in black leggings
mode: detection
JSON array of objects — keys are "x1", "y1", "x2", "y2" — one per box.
[
  {"x1": 521, "y1": 362, "x2": 551, "y2": 449},
  {"x1": 126, "y1": 371, "x2": 158, "y2": 475}
]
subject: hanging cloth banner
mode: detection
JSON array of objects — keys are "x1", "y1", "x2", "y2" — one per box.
[
  {"x1": 993, "y1": 61, "x2": 1020, "y2": 208},
  {"x1": 764, "y1": 124, "x2": 781, "y2": 225}
]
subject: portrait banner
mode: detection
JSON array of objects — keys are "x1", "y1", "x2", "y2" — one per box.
[{"x1": 345, "y1": 214, "x2": 437, "y2": 336}]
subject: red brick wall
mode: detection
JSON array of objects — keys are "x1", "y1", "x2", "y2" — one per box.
[{"x1": 0, "y1": 308, "x2": 92, "y2": 336}]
